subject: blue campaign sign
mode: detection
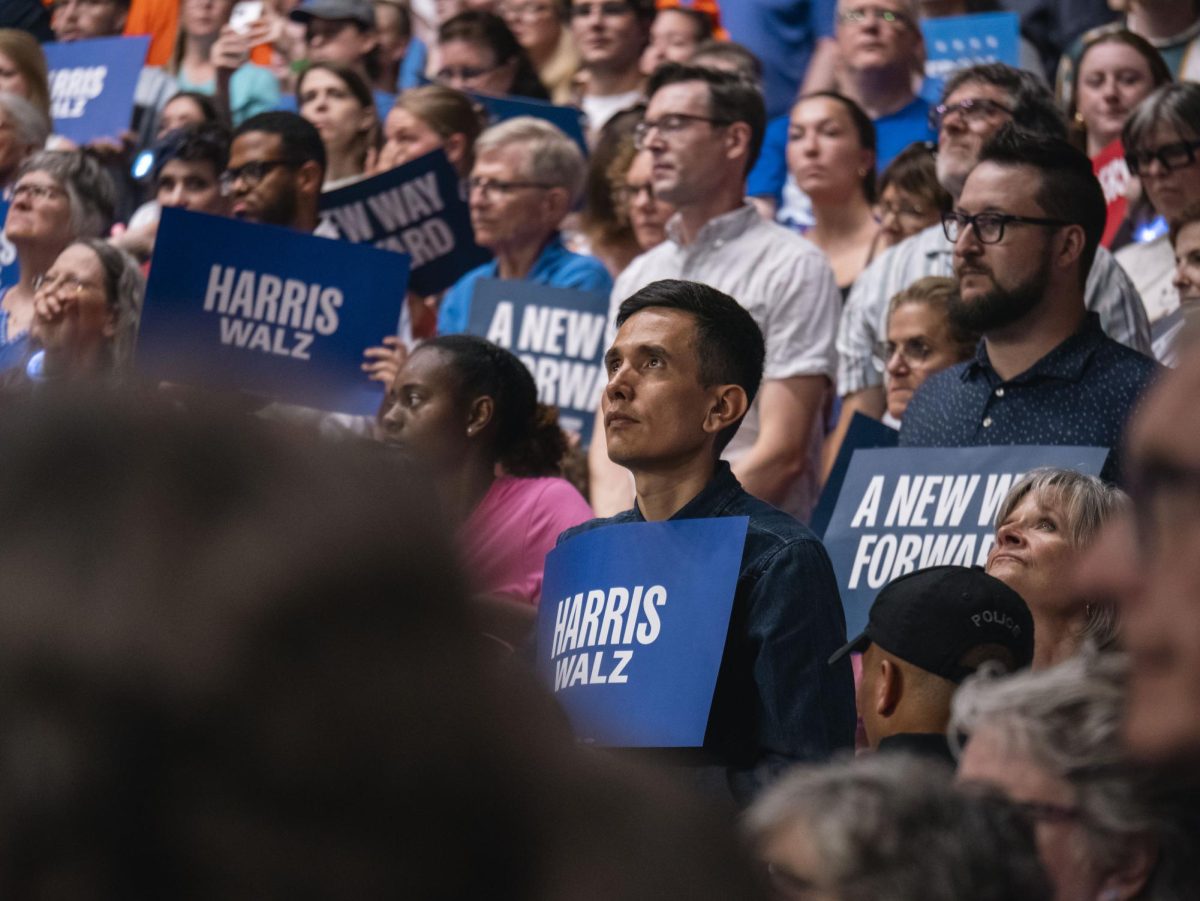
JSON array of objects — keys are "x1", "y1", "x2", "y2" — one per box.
[
  {"x1": 537, "y1": 516, "x2": 749, "y2": 747},
  {"x1": 470, "y1": 91, "x2": 589, "y2": 155},
  {"x1": 138, "y1": 208, "x2": 409, "y2": 415},
  {"x1": 922, "y1": 13, "x2": 1019, "y2": 95},
  {"x1": 811, "y1": 412, "x2": 898, "y2": 539},
  {"x1": 465, "y1": 278, "x2": 609, "y2": 444},
  {"x1": 0, "y1": 203, "x2": 17, "y2": 291},
  {"x1": 318, "y1": 148, "x2": 488, "y2": 296},
  {"x1": 44, "y1": 35, "x2": 150, "y2": 144},
  {"x1": 824, "y1": 445, "x2": 1109, "y2": 637}
]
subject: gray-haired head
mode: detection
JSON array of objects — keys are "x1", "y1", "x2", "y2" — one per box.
[
  {"x1": 1123, "y1": 81, "x2": 1200, "y2": 152},
  {"x1": 71, "y1": 238, "x2": 143, "y2": 372},
  {"x1": 952, "y1": 652, "x2": 1200, "y2": 899},
  {"x1": 0, "y1": 92, "x2": 51, "y2": 165},
  {"x1": 746, "y1": 753, "x2": 1051, "y2": 901},
  {"x1": 16, "y1": 151, "x2": 116, "y2": 240},
  {"x1": 942, "y1": 63, "x2": 1066, "y2": 141},
  {"x1": 474, "y1": 116, "x2": 585, "y2": 205}
]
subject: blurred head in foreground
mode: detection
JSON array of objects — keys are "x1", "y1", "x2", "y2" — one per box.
[
  {"x1": 0, "y1": 394, "x2": 764, "y2": 900},
  {"x1": 746, "y1": 753, "x2": 1052, "y2": 901}
]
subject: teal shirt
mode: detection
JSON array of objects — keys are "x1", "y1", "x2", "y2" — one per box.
[{"x1": 176, "y1": 63, "x2": 280, "y2": 126}]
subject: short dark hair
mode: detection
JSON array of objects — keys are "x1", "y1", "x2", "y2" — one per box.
[
  {"x1": 233, "y1": 111, "x2": 327, "y2": 174},
  {"x1": 689, "y1": 39, "x2": 762, "y2": 82},
  {"x1": 943, "y1": 63, "x2": 1067, "y2": 141},
  {"x1": 152, "y1": 122, "x2": 231, "y2": 182},
  {"x1": 794, "y1": 91, "x2": 877, "y2": 202},
  {"x1": 976, "y1": 124, "x2": 1105, "y2": 282},
  {"x1": 646, "y1": 62, "x2": 766, "y2": 176},
  {"x1": 414, "y1": 335, "x2": 568, "y2": 477},
  {"x1": 616, "y1": 279, "x2": 764, "y2": 453},
  {"x1": 879, "y1": 141, "x2": 951, "y2": 216},
  {"x1": 569, "y1": 0, "x2": 657, "y2": 24}
]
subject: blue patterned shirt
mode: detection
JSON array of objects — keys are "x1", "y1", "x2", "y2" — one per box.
[{"x1": 899, "y1": 313, "x2": 1160, "y2": 480}]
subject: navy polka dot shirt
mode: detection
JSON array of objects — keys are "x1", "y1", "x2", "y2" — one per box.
[{"x1": 899, "y1": 314, "x2": 1161, "y2": 481}]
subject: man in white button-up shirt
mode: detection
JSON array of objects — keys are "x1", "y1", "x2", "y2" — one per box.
[{"x1": 589, "y1": 62, "x2": 841, "y2": 521}]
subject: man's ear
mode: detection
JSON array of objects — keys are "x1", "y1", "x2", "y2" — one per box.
[
  {"x1": 703, "y1": 384, "x2": 749, "y2": 436},
  {"x1": 725, "y1": 121, "x2": 752, "y2": 167},
  {"x1": 875, "y1": 657, "x2": 901, "y2": 717},
  {"x1": 466, "y1": 395, "x2": 495, "y2": 438},
  {"x1": 541, "y1": 185, "x2": 571, "y2": 227},
  {"x1": 296, "y1": 159, "x2": 324, "y2": 195},
  {"x1": 115, "y1": 8, "x2": 129, "y2": 32},
  {"x1": 1055, "y1": 223, "x2": 1087, "y2": 273},
  {"x1": 1098, "y1": 836, "x2": 1158, "y2": 901}
]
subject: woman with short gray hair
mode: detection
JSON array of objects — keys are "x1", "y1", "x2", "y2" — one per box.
[
  {"x1": 1, "y1": 151, "x2": 116, "y2": 374},
  {"x1": 954, "y1": 651, "x2": 1200, "y2": 901},
  {"x1": 985, "y1": 467, "x2": 1129, "y2": 668},
  {"x1": 747, "y1": 753, "x2": 1052, "y2": 901}
]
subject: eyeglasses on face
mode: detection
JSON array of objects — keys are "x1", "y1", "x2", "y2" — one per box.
[
  {"x1": 874, "y1": 337, "x2": 934, "y2": 365},
  {"x1": 615, "y1": 181, "x2": 654, "y2": 204},
  {"x1": 1125, "y1": 139, "x2": 1200, "y2": 177},
  {"x1": 941, "y1": 210, "x2": 1074, "y2": 244},
  {"x1": 467, "y1": 176, "x2": 554, "y2": 197},
  {"x1": 33, "y1": 272, "x2": 100, "y2": 297},
  {"x1": 928, "y1": 97, "x2": 1013, "y2": 131},
  {"x1": 11, "y1": 182, "x2": 67, "y2": 203},
  {"x1": 219, "y1": 159, "x2": 299, "y2": 193},
  {"x1": 569, "y1": 1, "x2": 632, "y2": 18},
  {"x1": 878, "y1": 200, "x2": 927, "y2": 221},
  {"x1": 433, "y1": 63, "x2": 499, "y2": 83},
  {"x1": 501, "y1": 1, "x2": 555, "y2": 19},
  {"x1": 837, "y1": 5, "x2": 913, "y2": 27},
  {"x1": 633, "y1": 113, "x2": 732, "y2": 150}
]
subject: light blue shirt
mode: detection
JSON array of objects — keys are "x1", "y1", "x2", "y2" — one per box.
[
  {"x1": 437, "y1": 235, "x2": 613, "y2": 335},
  {"x1": 177, "y1": 63, "x2": 280, "y2": 126}
]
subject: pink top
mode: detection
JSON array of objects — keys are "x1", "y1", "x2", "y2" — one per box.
[{"x1": 461, "y1": 475, "x2": 594, "y2": 607}]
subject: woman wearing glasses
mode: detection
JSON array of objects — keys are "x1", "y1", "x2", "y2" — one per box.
[
  {"x1": 875, "y1": 141, "x2": 950, "y2": 248},
  {"x1": 500, "y1": 0, "x2": 579, "y2": 103},
  {"x1": 15, "y1": 238, "x2": 142, "y2": 386},
  {"x1": 0, "y1": 151, "x2": 115, "y2": 375},
  {"x1": 433, "y1": 10, "x2": 549, "y2": 100},
  {"x1": 1115, "y1": 82, "x2": 1200, "y2": 340},
  {"x1": 878, "y1": 276, "x2": 976, "y2": 425}
]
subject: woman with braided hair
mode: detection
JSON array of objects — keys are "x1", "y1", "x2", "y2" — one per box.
[{"x1": 381, "y1": 335, "x2": 592, "y2": 634}]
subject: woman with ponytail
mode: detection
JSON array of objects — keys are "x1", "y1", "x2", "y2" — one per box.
[{"x1": 381, "y1": 335, "x2": 592, "y2": 624}]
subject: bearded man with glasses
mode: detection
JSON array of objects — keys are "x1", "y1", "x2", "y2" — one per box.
[
  {"x1": 898, "y1": 125, "x2": 1158, "y2": 483},
  {"x1": 224, "y1": 111, "x2": 327, "y2": 232},
  {"x1": 826, "y1": 63, "x2": 1151, "y2": 476}
]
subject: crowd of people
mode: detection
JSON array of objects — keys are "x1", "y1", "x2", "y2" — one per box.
[{"x1": 2, "y1": 0, "x2": 1200, "y2": 895}]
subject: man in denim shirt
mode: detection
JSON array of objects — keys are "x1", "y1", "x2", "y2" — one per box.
[{"x1": 559, "y1": 278, "x2": 855, "y2": 807}]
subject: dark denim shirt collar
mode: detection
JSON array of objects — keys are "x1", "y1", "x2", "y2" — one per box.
[
  {"x1": 965, "y1": 312, "x2": 1105, "y2": 387},
  {"x1": 627, "y1": 461, "x2": 741, "y2": 523}
]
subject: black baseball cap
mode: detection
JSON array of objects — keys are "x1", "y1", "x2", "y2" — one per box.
[{"x1": 828, "y1": 565, "x2": 1034, "y2": 683}]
